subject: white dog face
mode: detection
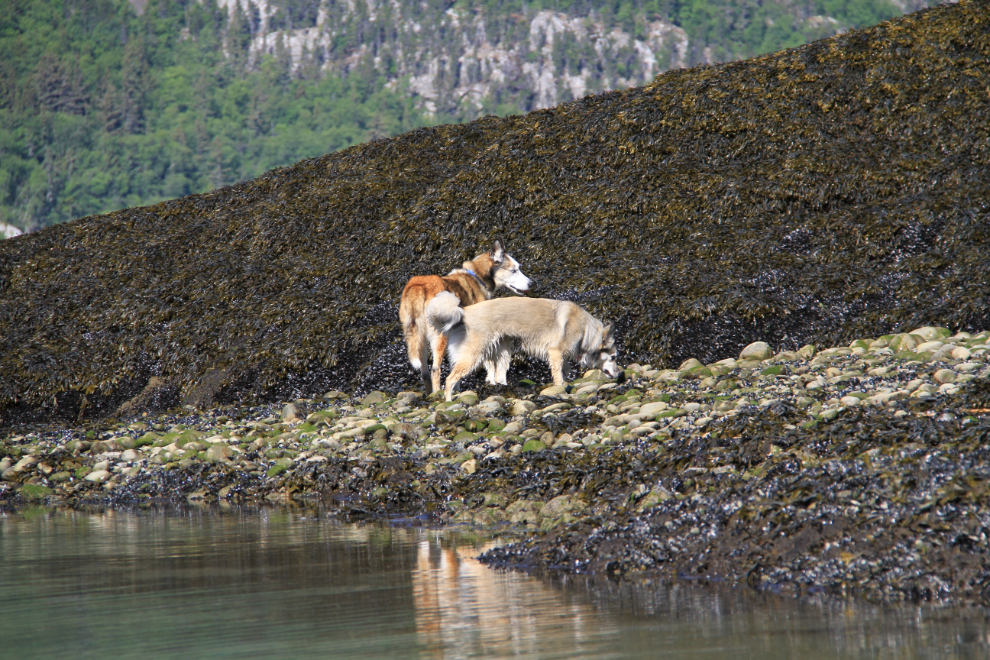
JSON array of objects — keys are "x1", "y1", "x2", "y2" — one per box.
[
  {"x1": 597, "y1": 347, "x2": 620, "y2": 378},
  {"x1": 590, "y1": 344, "x2": 620, "y2": 378},
  {"x1": 493, "y1": 253, "x2": 532, "y2": 295},
  {"x1": 583, "y1": 324, "x2": 619, "y2": 377}
]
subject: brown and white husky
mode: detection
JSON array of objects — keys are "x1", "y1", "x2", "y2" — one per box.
[
  {"x1": 426, "y1": 291, "x2": 619, "y2": 401},
  {"x1": 399, "y1": 240, "x2": 532, "y2": 393}
]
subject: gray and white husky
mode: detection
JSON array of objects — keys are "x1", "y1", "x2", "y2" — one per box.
[{"x1": 426, "y1": 291, "x2": 619, "y2": 400}]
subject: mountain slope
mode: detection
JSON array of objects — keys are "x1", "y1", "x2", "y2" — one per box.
[
  {"x1": 1, "y1": 0, "x2": 988, "y2": 422},
  {"x1": 1, "y1": 0, "x2": 929, "y2": 232}
]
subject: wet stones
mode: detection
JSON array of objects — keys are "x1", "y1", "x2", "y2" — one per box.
[
  {"x1": 933, "y1": 369, "x2": 956, "y2": 384},
  {"x1": 281, "y1": 403, "x2": 301, "y2": 423},
  {"x1": 4, "y1": 327, "x2": 990, "y2": 607},
  {"x1": 361, "y1": 391, "x2": 388, "y2": 406},
  {"x1": 739, "y1": 342, "x2": 772, "y2": 361},
  {"x1": 511, "y1": 400, "x2": 537, "y2": 416},
  {"x1": 85, "y1": 470, "x2": 111, "y2": 483}
]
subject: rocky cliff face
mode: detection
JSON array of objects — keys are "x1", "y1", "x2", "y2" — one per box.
[
  {"x1": 0, "y1": 224, "x2": 22, "y2": 240},
  {"x1": 211, "y1": 0, "x2": 690, "y2": 118},
  {"x1": 198, "y1": 0, "x2": 928, "y2": 120}
]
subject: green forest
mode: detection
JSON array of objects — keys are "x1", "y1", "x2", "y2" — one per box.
[{"x1": 0, "y1": 0, "x2": 926, "y2": 231}]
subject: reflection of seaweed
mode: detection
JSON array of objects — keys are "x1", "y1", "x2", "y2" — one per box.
[{"x1": 2, "y1": 3, "x2": 990, "y2": 419}]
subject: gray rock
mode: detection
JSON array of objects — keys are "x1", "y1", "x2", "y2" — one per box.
[
  {"x1": 933, "y1": 369, "x2": 957, "y2": 384},
  {"x1": 511, "y1": 400, "x2": 537, "y2": 416},
  {"x1": 502, "y1": 421, "x2": 525, "y2": 435},
  {"x1": 205, "y1": 444, "x2": 236, "y2": 461},
  {"x1": 910, "y1": 326, "x2": 949, "y2": 341},
  {"x1": 540, "y1": 495, "x2": 580, "y2": 519},
  {"x1": 739, "y1": 341, "x2": 772, "y2": 361},
  {"x1": 281, "y1": 403, "x2": 300, "y2": 422},
  {"x1": 506, "y1": 499, "x2": 542, "y2": 524},
  {"x1": 12, "y1": 456, "x2": 37, "y2": 473},
  {"x1": 574, "y1": 382, "x2": 601, "y2": 395},
  {"x1": 390, "y1": 423, "x2": 424, "y2": 440},
  {"x1": 472, "y1": 401, "x2": 503, "y2": 416},
  {"x1": 360, "y1": 391, "x2": 387, "y2": 406},
  {"x1": 678, "y1": 358, "x2": 703, "y2": 371},
  {"x1": 435, "y1": 408, "x2": 467, "y2": 424},
  {"x1": 639, "y1": 401, "x2": 669, "y2": 416},
  {"x1": 120, "y1": 449, "x2": 141, "y2": 462},
  {"x1": 951, "y1": 346, "x2": 972, "y2": 360},
  {"x1": 85, "y1": 470, "x2": 111, "y2": 483},
  {"x1": 929, "y1": 345, "x2": 955, "y2": 362},
  {"x1": 888, "y1": 333, "x2": 921, "y2": 352}
]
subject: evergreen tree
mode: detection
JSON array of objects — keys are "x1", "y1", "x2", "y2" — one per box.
[{"x1": 0, "y1": 0, "x2": 933, "y2": 232}]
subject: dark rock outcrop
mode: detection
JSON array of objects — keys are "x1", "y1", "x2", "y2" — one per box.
[{"x1": 2, "y1": 1, "x2": 989, "y2": 423}]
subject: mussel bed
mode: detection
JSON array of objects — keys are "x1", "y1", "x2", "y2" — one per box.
[{"x1": 2, "y1": 1, "x2": 990, "y2": 423}]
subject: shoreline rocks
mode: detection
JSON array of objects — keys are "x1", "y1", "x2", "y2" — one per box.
[{"x1": 3, "y1": 327, "x2": 990, "y2": 607}]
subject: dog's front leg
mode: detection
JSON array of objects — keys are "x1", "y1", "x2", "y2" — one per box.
[{"x1": 548, "y1": 349, "x2": 566, "y2": 386}]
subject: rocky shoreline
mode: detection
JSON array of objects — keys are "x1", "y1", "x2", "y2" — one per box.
[{"x1": 3, "y1": 326, "x2": 990, "y2": 607}]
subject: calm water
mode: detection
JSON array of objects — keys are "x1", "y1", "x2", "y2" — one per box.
[{"x1": 0, "y1": 507, "x2": 987, "y2": 659}]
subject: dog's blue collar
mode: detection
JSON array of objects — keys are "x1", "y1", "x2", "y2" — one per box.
[{"x1": 464, "y1": 268, "x2": 486, "y2": 287}]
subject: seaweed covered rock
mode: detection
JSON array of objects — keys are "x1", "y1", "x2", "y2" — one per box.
[{"x1": 2, "y1": 1, "x2": 990, "y2": 423}]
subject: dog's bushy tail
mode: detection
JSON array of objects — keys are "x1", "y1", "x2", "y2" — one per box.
[{"x1": 426, "y1": 291, "x2": 464, "y2": 334}]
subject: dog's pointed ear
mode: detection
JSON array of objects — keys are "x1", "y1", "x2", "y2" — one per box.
[
  {"x1": 490, "y1": 239, "x2": 504, "y2": 264},
  {"x1": 603, "y1": 323, "x2": 614, "y2": 346}
]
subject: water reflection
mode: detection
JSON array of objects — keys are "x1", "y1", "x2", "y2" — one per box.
[
  {"x1": 414, "y1": 539, "x2": 609, "y2": 658},
  {"x1": 0, "y1": 506, "x2": 987, "y2": 659}
]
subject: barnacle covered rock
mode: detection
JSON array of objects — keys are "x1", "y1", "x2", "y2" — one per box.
[{"x1": 1, "y1": 1, "x2": 989, "y2": 424}]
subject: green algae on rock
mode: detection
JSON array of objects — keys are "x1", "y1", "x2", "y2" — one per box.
[{"x1": 2, "y1": 2, "x2": 990, "y2": 423}]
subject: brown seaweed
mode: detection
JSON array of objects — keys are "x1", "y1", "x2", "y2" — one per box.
[{"x1": 1, "y1": 1, "x2": 989, "y2": 422}]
